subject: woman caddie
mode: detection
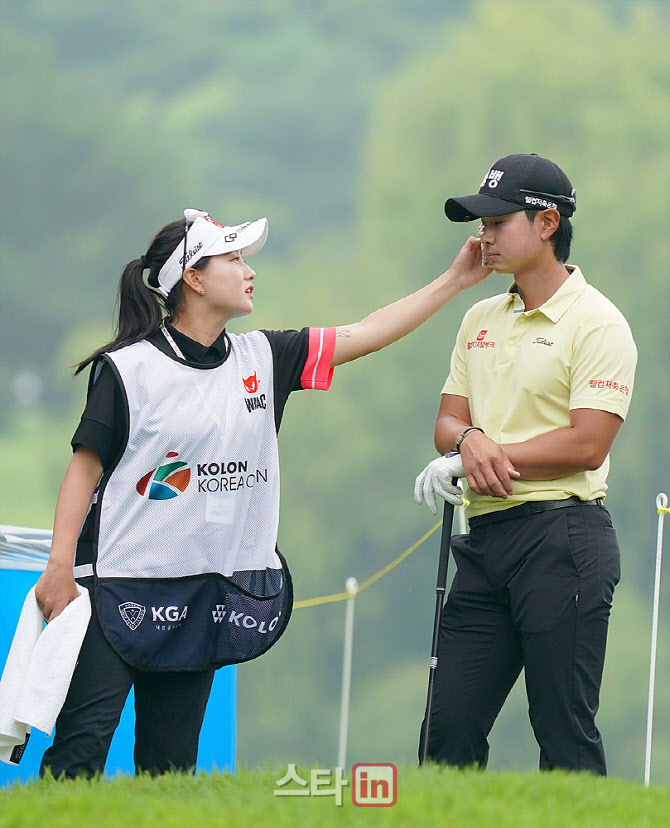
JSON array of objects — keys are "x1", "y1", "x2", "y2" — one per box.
[{"x1": 35, "y1": 208, "x2": 490, "y2": 779}]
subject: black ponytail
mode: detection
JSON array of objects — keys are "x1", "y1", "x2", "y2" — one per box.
[{"x1": 75, "y1": 219, "x2": 210, "y2": 374}]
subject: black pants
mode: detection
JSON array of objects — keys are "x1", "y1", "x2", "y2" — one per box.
[
  {"x1": 420, "y1": 501, "x2": 620, "y2": 774},
  {"x1": 40, "y1": 590, "x2": 215, "y2": 780}
]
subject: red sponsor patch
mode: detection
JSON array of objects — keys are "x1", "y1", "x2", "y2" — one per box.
[
  {"x1": 204, "y1": 217, "x2": 227, "y2": 230},
  {"x1": 243, "y1": 372, "x2": 259, "y2": 393},
  {"x1": 467, "y1": 329, "x2": 495, "y2": 350},
  {"x1": 589, "y1": 379, "x2": 630, "y2": 396}
]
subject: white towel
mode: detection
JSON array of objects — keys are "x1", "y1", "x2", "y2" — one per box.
[{"x1": 0, "y1": 584, "x2": 91, "y2": 764}]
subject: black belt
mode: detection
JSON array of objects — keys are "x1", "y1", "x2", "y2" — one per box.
[{"x1": 469, "y1": 495, "x2": 604, "y2": 528}]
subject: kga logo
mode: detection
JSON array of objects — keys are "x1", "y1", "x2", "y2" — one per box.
[
  {"x1": 352, "y1": 764, "x2": 397, "y2": 807},
  {"x1": 152, "y1": 605, "x2": 188, "y2": 631},
  {"x1": 119, "y1": 602, "x2": 145, "y2": 631},
  {"x1": 152, "y1": 606, "x2": 188, "y2": 623},
  {"x1": 477, "y1": 329, "x2": 487, "y2": 341},
  {"x1": 136, "y1": 452, "x2": 191, "y2": 500},
  {"x1": 243, "y1": 372, "x2": 259, "y2": 393}
]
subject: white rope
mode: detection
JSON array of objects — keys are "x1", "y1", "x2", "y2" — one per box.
[{"x1": 644, "y1": 492, "x2": 668, "y2": 786}]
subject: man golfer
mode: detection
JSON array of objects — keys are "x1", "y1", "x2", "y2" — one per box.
[{"x1": 414, "y1": 153, "x2": 637, "y2": 774}]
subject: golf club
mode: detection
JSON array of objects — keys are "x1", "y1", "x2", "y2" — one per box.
[{"x1": 419, "y1": 478, "x2": 458, "y2": 766}]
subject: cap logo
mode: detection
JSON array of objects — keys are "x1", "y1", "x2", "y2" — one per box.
[
  {"x1": 481, "y1": 169, "x2": 504, "y2": 189},
  {"x1": 524, "y1": 196, "x2": 557, "y2": 209}
]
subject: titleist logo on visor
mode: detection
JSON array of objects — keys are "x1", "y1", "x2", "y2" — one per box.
[{"x1": 179, "y1": 241, "x2": 203, "y2": 267}]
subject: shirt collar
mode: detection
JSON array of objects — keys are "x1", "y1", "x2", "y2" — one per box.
[
  {"x1": 164, "y1": 321, "x2": 229, "y2": 363},
  {"x1": 506, "y1": 266, "x2": 586, "y2": 323}
]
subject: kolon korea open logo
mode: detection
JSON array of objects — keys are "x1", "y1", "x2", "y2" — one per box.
[{"x1": 136, "y1": 452, "x2": 191, "y2": 500}]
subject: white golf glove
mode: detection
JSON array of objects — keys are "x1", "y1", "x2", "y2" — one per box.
[{"x1": 414, "y1": 453, "x2": 465, "y2": 514}]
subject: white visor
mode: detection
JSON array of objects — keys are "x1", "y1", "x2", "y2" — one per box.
[{"x1": 156, "y1": 212, "x2": 268, "y2": 297}]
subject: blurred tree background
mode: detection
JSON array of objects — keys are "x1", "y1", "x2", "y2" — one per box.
[{"x1": 2, "y1": 0, "x2": 670, "y2": 781}]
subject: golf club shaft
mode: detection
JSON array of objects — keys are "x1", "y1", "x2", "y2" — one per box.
[{"x1": 420, "y1": 482, "x2": 458, "y2": 766}]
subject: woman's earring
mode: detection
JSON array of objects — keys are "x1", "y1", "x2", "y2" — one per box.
[{"x1": 200, "y1": 289, "x2": 205, "y2": 295}]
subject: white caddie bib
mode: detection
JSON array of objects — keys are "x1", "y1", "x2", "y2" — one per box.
[{"x1": 91, "y1": 332, "x2": 292, "y2": 670}]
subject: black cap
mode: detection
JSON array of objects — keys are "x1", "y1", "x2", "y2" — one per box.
[{"x1": 444, "y1": 154, "x2": 576, "y2": 222}]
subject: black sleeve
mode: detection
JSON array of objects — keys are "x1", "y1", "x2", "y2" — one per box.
[
  {"x1": 260, "y1": 328, "x2": 311, "y2": 430},
  {"x1": 70, "y1": 360, "x2": 128, "y2": 470}
]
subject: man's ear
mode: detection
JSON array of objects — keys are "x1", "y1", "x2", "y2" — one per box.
[{"x1": 538, "y1": 208, "x2": 561, "y2": 241}]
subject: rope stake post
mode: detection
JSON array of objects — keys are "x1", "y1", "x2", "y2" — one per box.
[
  {"x1": 336, "y1": 577, "x2": 358, "y2": 773},
  {"x1": 645, "y1": 492, "x2": 668, "y2": 787}
]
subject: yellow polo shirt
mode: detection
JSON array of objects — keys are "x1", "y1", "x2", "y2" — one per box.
[{"x1": 442, "y1": 266, "x2": 637, "y2": 518}]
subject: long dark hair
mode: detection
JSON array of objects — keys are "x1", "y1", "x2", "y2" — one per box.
[{"x1": 75, "y1": 218, "x2": 210, "y2": 374}]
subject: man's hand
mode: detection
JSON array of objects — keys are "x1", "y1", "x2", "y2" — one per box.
[
  {"x1": 414, "y1": 454, "x2": 465, "y2": 514},
  {"x1": 459, "y1": 430, "x2": 520, "y2": 498}
]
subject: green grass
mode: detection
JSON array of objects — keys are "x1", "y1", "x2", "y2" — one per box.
[{"x1": 1, "y1": 766, "x2": 669, "y2": 827}]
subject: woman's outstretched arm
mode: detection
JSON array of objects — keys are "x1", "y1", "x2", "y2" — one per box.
[{"x1": 332, "y1": 236, "x2": 491, "y2": 367}]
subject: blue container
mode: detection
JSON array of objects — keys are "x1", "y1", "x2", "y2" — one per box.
[{"x1": 0, "y1": 566, "x2": 236, "y2": 785}]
